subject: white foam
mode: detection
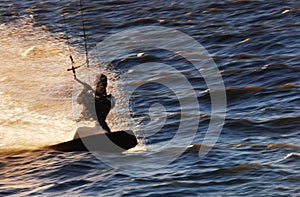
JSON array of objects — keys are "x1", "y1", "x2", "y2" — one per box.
[{"x1": 0, "y1": 17, "x2": 80, "y2": 149}]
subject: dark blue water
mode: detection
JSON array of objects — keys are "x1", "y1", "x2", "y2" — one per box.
[{"x1": 0, "y1": 0, "x2": 300, "y2": 196}]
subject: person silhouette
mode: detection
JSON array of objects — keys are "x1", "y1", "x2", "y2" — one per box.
[{"x1": 94, "y1": 74, "x2": 115, "y2": 133}]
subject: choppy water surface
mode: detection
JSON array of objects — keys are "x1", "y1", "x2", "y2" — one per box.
[{"x1": 0, "y1": 0, "x2": 299, "y2": 196}]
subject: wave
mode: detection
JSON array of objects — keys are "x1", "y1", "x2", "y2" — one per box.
[
  {"x1": 185, "y1": 143, "x2": 300, "y2": 154},
  {"x1": 225, "y1": 83, "x2": 297, "y2": 92},
  {"x1": 243, "y1": 143, "x2": 300, "y2": 151},
  {"x1": 117, "y1": 18, "x2": 161, "y2": 28},
  {"x1": 283, "y1": 152, "x2": 300, "y2": 159},
  {"x1": 218, "y1": 163, "x2": 264, "y2": 173},
  {"x1": 225, "y1": 116, "x2": 300, "y2": 131}
]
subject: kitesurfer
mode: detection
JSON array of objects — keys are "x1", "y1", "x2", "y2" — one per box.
[{"x1": 95, "y1": 74, "x2": 114, "y2": 133}]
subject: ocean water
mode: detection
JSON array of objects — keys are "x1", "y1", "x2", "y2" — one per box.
[{"x1": 0, "y1": 0, "x2": 300, "y2": 196}]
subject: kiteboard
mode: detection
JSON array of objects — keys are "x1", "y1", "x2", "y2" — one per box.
[{"x1": 48, "y1": 130, "x2": 137, "y2": 152}]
